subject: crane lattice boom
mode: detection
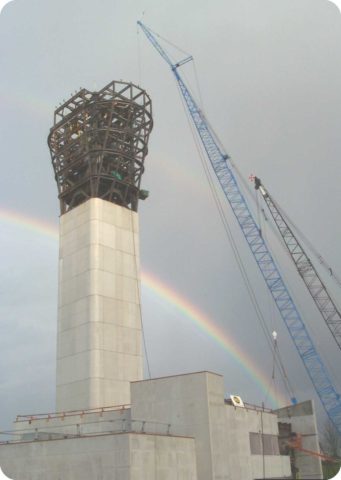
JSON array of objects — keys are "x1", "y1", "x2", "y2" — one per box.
[
  {"x1": 254, "y1": 176, "x2": 341, "y2": 351},
  {"x1": 137, "y1": 21, "x2": 341, "y2": 435}
]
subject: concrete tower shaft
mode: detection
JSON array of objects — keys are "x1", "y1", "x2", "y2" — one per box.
[
  {"x1": 48, "y1": 80, "x2": 153, "y2": 214},
  {"x1": 48, "y1": 81, "x2": 153, "y2": 412}
]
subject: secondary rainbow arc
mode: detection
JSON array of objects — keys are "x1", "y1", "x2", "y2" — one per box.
[{"x1": 0, "y1": 206, "x2": 290, "y2": 408}]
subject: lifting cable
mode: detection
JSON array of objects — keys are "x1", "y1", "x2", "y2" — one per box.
[
  {"x1": 136, "y1": 23, "x2": 143, "y2": 86},
  {"x1": 142, "y1": 24, "x2": 192, "y2": 61},
  {"x1": 261, "y1": 222, "x2": 294, "y2": 406},
  {"x1": 130, "y1": 210, "x2": 152, "y2": 379},
  {"x1": 265, "y1": 191, "x2": 341, "y2": 290},
  {"x1": 179, "y1": 79, "x2": 295, "y2": 399},
  {"x1": 263, "y1": 331, "x2": 278, "y2": 406},
  {"x1": 136, "y1": 27, "x2": 296, "y2": 397},
  {"x1": 135, "y1": 28, "x2": 152, "y2": 379},
  {"x1": 220, "y1": 145, "x2": 341, "y2": 292},
  {"x1": 203, "y1": 120, "x2": 341, "y2": 294},
  {"x1": 175, "y1": 81, "x2": 296, "y2": 404},
  {"x1": 253, "y1": 185, "x2": 341, "y2": 390},
  {"x1": 251, "y1": 184, "x2": 341, "y2": 387},
  {"x1": 254, "y1": 189, "x2": 341, "y2": 390}
]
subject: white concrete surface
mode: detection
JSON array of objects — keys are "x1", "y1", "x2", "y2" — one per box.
[
  {"x1": 131, "y1": 371, "x2": 292, "y2": 480},
  {"x1": 224, "y1": 401, "x2": 290, "y2": 479},
  {"x1": 131, "y1": 371, "x2": 214, "y2": 478},
  {"x1": 0, "y1": 432, "x2": 197, "y2": 480},
  {"x1": 56, "y1": 198, "x2": 143, "y2": 412}
]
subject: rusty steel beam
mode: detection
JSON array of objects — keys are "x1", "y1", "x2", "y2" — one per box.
[{"x1": 48, "y1": 80, "x2": 153, "y2": 214}]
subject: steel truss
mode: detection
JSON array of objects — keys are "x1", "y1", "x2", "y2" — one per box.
[
  {"x1": 48, "y1": 80, "x2": 153, "y2": 214},
  {"x1": 254, "y1": 176, "x2": 341, "y2": 351}
]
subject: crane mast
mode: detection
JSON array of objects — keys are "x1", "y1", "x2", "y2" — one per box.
[
  {"x1": 254, "y1": 176, "x2": 341, "y2": 351},
  {"x1": 137, "y1": 21, "x2": 341, "y2": 434}
]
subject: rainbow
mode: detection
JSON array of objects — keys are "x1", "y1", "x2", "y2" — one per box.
[
  {"x1": 0, "y1": 207, "x2": 58, "y2": 240},
  {"x1": 141, "y1": 270, "x2": 289, "y2": 407},
  {"x1": 0, "y1": 207, "x2": 289, "y2": 408}
]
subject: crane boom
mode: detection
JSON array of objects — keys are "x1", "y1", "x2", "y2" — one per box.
[
  {"x1": 137, "y1": 21, "x2": 341, "y2": 434},
  {"x1": 254, "y1": 177, "x2": 341, "y2": 352}
]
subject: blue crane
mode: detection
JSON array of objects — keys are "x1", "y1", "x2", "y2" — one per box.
[{"x1": 137, "y1": 21, "x2": 341, "y2": 434}]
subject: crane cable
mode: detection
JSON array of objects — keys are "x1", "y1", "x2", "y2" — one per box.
[
  {"x1": 141, "y1": 23, "x2": 192, "y2": 62},
  {"x1": 260, "y1": 212, "x2": 294, "y2": 407},
  {"x1": 265, "y1": 191, "x2": 341, "y2": 290},
  {"x1": 204, "y1": 119, "x2": 341, "y2": 291},
  {"x1": 253, "y1": 191, "x2": 341, "y2": 389},
  {"x1": 137, "y1": 27, "x2": 295, "y2": 400},
  {"x1": 177, "y1": 76, "x2": 296, "y2": 402},
  {"x1": 130, "y1": 210, "x2": 152, "y2": 379},
  {"x1": 263, "y1": 332, "x2": 279, "y2": 407},
  {"x1": 135, "y1": 33, "x2": 152, "y2": 379},
  {"x1": 204, "y1": 122, "x2": 341, "y2": 386},
  {"x1": 174, "y1": 80, "x2": 296, "y2": 404},
  {"x1": 233, "y1": 161, "x2": 341, "y2": 291},
  {"x1": 262, "y1": 225, "x2": 294, "y2": 406},
  {"x1": 136, "y1": 23, "x2": 143, "y2": 86}
]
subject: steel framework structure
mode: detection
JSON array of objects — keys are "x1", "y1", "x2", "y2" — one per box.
[
  {"x1": 138, "y1": 21, "x2": 341, "y2": 434},
  {"x1": 254, "y1": 176, "x2": 341, "y2": 351},
  {"x1": 48, "y1": 80, "x2": 153, "y2": 214}
]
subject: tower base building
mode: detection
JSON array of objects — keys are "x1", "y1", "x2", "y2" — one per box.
[{"x1": 0, "y1": 372, "x2": 322, "y2": 480}]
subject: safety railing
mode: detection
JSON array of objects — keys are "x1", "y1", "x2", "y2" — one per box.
[
  {"x1": 15, "y1": 404, "x2": 131, "y2": 423},
  {"x1": 0, "y1": 418, "x2": 175, "y2": 445}
]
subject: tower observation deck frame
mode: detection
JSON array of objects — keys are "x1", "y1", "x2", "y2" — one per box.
[{"x1": 48, "y1": 80, "x2": 153, "y2": 214}]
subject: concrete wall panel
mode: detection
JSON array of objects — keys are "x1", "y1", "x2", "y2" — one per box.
[
  {"x1": 131, "y1": 372, "x2": 215, "y2": 480},
  {"x1": 56, "y1": 199, "x2": 143, "y2": 412},
  {"x1": 0, "y1": 433, "x2": 197, "y2": 480}
]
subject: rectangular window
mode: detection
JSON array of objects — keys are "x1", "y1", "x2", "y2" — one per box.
[
  {"x1": 249, "y1": 432, "x2": 280, "y2": 455},
  {"x1": 250, "y1": 432, "x2": 262, "y2": 454}
]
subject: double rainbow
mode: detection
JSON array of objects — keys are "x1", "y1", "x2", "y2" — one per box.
[{"x1": 0, "y1": 206, "x2": 289, "y2": 408}]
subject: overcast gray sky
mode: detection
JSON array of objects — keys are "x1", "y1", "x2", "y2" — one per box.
[{"x1": 0, "y1": 0, "x2": 340, "y2": 433}]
